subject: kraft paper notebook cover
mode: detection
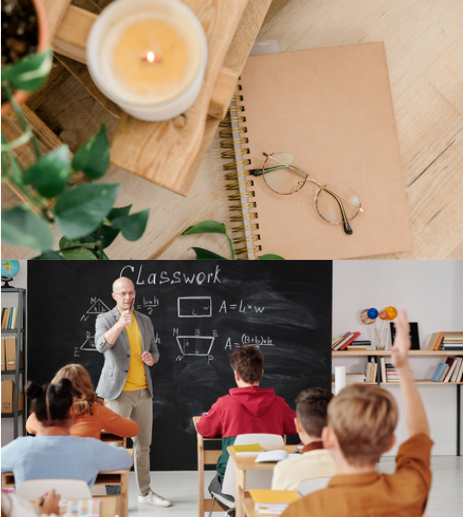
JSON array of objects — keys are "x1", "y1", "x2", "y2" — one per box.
[{"x1": 222, "y1": 42, "x2": 412, "y2": 259}]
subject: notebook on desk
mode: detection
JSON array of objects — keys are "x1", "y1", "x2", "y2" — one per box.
[{"x1": 221, "y1": 42, "x2": 412, "y2": 259}]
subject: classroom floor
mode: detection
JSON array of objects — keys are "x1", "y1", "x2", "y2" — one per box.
[{"x1": 127, "y1": 456, "x2": 463, "y2": 517}]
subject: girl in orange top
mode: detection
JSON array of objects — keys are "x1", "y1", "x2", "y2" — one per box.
[{"x1": 26, "y1": 364, "x2": 139, "y2": 440}]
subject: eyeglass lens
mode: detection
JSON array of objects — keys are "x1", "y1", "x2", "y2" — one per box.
[
  {"x1": 262, "y1": 152, "x2": 307, "y2": 195},
  {"x1": 262, "y1": 153, "x2": 361, "y2": 229},
  {"x1": 114, "y1": 291, "x2": 135, "y2": 297},
  {"x1": 315, "y1": 183, "x2": 361, "y2": 225}
]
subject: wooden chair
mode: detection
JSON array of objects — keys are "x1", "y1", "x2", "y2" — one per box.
[
  {"x1": 193, "y1": 416, "x2": 224, "y2": 517},
  {"x1": 297, "y1": 476, "x2": 331, "y2": 496},
  {"x1": 2, "y1": 464, "x2": 131, "y2": 517}
]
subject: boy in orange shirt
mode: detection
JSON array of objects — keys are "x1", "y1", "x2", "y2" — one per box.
[{"x1": 283, "y1": 310, "x2": 432, "y2": 517}]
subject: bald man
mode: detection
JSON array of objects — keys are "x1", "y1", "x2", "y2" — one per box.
[{"x1": 95, "y1": 277, "x2": 172, "y2": 508}]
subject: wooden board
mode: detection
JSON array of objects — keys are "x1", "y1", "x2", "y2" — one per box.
[
  {"x1": 47, "y1": 0, "x2": 259, "y2": 195},
  {"x1": 2, "y1": 0, "x2": 462, "y2": 260}
]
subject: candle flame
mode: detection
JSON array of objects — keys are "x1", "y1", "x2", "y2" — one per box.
[{"x1": 140, "y1": 51, "x2": 161, "y2": 63}]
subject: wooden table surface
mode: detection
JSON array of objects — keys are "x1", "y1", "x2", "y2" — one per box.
[{"x1": 2, "y1": 0, "x2": 463, "y2": 260}]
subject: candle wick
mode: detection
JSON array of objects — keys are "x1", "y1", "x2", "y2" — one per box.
[{"x1": 140, "y1": 51, "x2": 161, "y2": 63}]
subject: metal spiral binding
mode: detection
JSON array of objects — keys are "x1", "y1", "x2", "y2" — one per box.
[{"x1": 219, "y1": 86, "x2": 261, "y2": 259}]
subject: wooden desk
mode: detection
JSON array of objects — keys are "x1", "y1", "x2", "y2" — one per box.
[
  {"x1": 193, "y1": 416, "x2": 224, "y2": 517},
  {"x1": 228, "y1": 445, "x2": 298, "y2": 517},
  {"x1": 2, "y1": 467, "x2": 130, "y2": 517}
]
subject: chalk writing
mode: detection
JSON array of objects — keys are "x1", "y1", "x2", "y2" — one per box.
[{"x1": 177, "y1": 296, "x2": 212, "y2": 318}]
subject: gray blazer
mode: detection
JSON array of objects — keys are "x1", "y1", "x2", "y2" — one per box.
[{"x1": 95, "y1": 306, "x2": 160, "y2": 400}]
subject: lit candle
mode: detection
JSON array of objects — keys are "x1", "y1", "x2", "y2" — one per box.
[{"x1": 87, "y1": 0, "x2": 208, "y2": 121}]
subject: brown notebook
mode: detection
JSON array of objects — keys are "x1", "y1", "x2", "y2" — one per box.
[{"x1": 222, "y1": 42, "x2": 412, "y2": 259}]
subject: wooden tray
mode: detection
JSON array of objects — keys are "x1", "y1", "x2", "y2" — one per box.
[{"x1": 44, "y1": 0, "x2": 272, "y2": 196}]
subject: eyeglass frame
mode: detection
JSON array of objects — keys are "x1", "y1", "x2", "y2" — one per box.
[
  {"x1": 113, "y1": 290, "x2": 136, "y2": 297},
  {"x1": 249, "y1": 152, "x2": 364, "y2": 235}
]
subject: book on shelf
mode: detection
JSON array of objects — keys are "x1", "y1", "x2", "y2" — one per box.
[
  {"x1": 332, "y1": 331, "x2": 361, "y2": 351},
  {"x1": 332, "y1": 332, "x2": 351, "y2": 350},
  {"x1": 450, "y1": 358, "x2": 463, "y2": 382},
  {"x1": 385, "y1": 362, "x2": 400, "y2": 383},
  {"x1": 338, "y1": 332, "x2": 361, "y2": 351},
  {"x1": 442, "y1": 334, "x2": 463, "y2": 342},
  {"x1": 443, "y1": 357, "x2": 458, "y2": 382},
  {"x1": 346, "y1": 372, "x2": 366, "y2": 383},
  {"x1": 10, "y1": 307, "x2": 18, "y2": 330},
  {"x1": 431, "y1": 357, "x2": 463, "y2": 383},
  {"x1": 221, "y1": 42, "x2": 412, "y2": 259},
  {"x1": 380, "y1": 356, "x2": 387, "y2": 383},
  {"x1": 426, "y1": 331, "x2": 463, "y2": 351},
  {"x1": 365, "y1": 358, "x2": 378, "y2": 383},
  {"x1": 456, "y1": 359, "x2": 463, "y2": 383},
  {"x1": 230, "y1": 443, "x2": 264, "y2": 455},
  {"x1": 1, "y1": 308, "x2": 11, "y2": 330},
  {"x1": 7, "y1": 308, "x2": 14, "y2": 330},
  {"x1": 426, "y1": 332, "x2": 443, "y2": 350},
  {"x1": 249, "y1": 489, "x2": 300, "y2": 515},
  {"x1": 439, "y1": 364, "x2": 450, "y2": 382},
  {"x1": 431, "y1": 363, "x2": 448, "y2": 382}
]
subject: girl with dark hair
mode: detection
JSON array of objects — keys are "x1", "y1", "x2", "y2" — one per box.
[
  {"x1": 26, "y1": 364, "x2": 139, "y2": 440},
  {"x1": 1, "y1": 379, "x2": 133, "y2": 488}
]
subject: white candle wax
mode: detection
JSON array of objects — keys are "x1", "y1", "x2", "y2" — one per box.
[
  {"x1": 335, "y1": 366, "x2": 346, "y2": 395},
  {"x1": 87, "y1": 0, "x2": 208, "y2": 121}
]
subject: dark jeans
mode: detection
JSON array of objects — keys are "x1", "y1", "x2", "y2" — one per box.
[{"x1": 208, "y1": 472, "x2": 235, "y2": 513}]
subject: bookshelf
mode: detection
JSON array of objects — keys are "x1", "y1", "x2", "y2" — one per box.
[
  {"x1": 1, "y1": 288, "x2": 26, "y2": 438},
  {"x1": 333, "y1": 349, "x2": 461, "y2": 456}
]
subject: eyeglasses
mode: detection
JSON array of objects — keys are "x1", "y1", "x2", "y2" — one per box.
[
  {"x1": 249, "y1": 152, "x2": 364, "y2": 235},
  {"x1": 113, "y1": 291, "x2": 135, "y2": 297}
]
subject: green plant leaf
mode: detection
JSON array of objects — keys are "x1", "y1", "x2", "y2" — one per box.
[
  {"x1": 32, "y1": 251, "x2": 65, "y2": 260},
  {"x1": 59, "y1": 236, "x2": 81, "y2": 250},
  {"x1": 71, "y1": 124, "x2": 110, "y2": 179},
  {"x1": 191, "y1": 247, "x2": 228, "y2": 260},
  {"x1": 107, "y1": 204, "x2": 132, "y2": 221},
  {"x1": 60, "y1": 247, "x2": 99, "y2": 260},
  {"x1": 83, "y1": 224, "x2": 120, "y2": 249},
  {"x1": 54, "y1": 183, "x2": 121, "y2": 239},
  {"x1": 1, "y1": 206, "x2": 54, "y2": 250},
  {"x1": 181, "y1": 220, "x2": 227, "y2": 235},
  {"x1": 111, "y1": 209, "x2": 149, "y2": 241},
  {"x1": 258, "y1": 254, "x2": 285, "y2": 260},
  {"x1": 1, "y1": 48, "x2": 52, "y2": 92},
  {"x1": 22, "y1": 145, "x2": 71, "y2": 198}
]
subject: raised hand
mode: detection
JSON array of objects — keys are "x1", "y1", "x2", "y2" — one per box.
[{"x1": 391, "y1": 309, "x2": 411, "y2": 369}]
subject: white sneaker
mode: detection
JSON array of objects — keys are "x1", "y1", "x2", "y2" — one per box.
[{"x1": 138, "y1": 491, "x2": 173, "y2": 508}]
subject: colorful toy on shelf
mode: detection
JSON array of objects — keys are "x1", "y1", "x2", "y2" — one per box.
[{"x1": 360, "y1": 305, "x2": 397, "y2": 349}]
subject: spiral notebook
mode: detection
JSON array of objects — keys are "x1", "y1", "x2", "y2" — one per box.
[{"x1": 220, "y1": 42, "x2": 413, "y2": 259}]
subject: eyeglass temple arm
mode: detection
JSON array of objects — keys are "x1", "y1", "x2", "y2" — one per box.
[
  {"x1": 249, "y1": 164, "x2": 305, "y2": 177},
  {"x1": 321, "y1": 186, "x2": 353, "y2": 235}
]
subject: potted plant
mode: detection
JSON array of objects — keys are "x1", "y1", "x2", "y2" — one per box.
[
  {"x1": 1, "y1": 0, "x2": 50, "y2": 116},
  {"x1": 1, "y1": 0, "x2": 151, "y2": 259}
]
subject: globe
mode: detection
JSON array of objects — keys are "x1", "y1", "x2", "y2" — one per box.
[{"x1": 1, "y1": 260, "x2": 20, "y2": 288}]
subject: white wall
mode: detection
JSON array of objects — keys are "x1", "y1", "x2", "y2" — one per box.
[
  {"x1": 1, "y1": 260, "x2": 28, "y2": 446},
  {"x1": 333, "y1": 260, "x2": 463, "y2": 456}
]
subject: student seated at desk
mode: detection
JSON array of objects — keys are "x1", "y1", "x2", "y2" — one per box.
[
  {"x1": 1, "y1": 490, "x2": 60, "y2": 517},
  {"x1": 1, "y1": 378, "x2": 133, "y2": 488},
  {"x1": 272, "y1": 387, "x2": 335, "y2": 490},
  {"x1": 282, "y1": 310, "x2": 433, "y2": 517},
  {"x1": 26, "y1": 364, "x2": 140, "y2": 440},
  {"x1": 196, "y1": 345, "x2": 297, "y2": 500}
]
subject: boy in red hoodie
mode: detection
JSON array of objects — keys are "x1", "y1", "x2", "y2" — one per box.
[{"x1": 196, "y1": 345, "x2": 297, "y2": 500}]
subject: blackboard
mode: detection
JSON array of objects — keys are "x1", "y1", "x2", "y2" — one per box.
[{"x1": 27, "y1": 261, "x2": 332, "y2": 470}]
